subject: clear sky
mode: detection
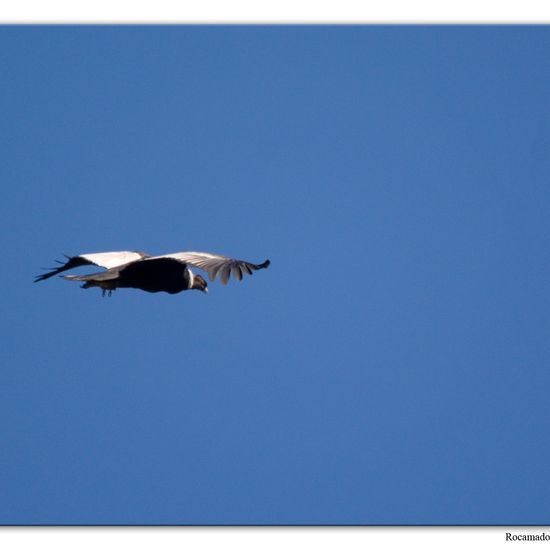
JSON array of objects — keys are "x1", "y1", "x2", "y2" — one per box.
[{"x1": 1, "y1": 25, "x2": 549, "y2": 525}]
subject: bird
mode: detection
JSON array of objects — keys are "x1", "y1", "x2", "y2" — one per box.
[{"x1": 34, "y1": 250, "x2": 270, "y2": 297}]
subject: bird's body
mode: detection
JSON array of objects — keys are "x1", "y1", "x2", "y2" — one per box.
[
  {"x1": 72, "y1": 257, "x2": 194, "y2": 295},
  {"x1": 35, "y1": 250, "x2": 270, "y2": 296}
]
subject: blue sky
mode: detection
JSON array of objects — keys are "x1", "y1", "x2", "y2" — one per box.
[{"x1": 1, "y1": 25, "x2": 549, "y2": 525}]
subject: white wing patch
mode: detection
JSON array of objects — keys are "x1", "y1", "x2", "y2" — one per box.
[
  {"x1": 34, "y1": 250, "x2": 150, "y2": 283},
  {"x1": 80, "y1": 251, "x2": 147, "y2": 269}
]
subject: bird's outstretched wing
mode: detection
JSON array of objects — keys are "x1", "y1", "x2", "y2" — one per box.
[
  {"x1": 34, "y1": 251, "x2": 148, "y2": 282},
  {"x1": 150, "y1": 251, "x2": 270, "y2": 285}
]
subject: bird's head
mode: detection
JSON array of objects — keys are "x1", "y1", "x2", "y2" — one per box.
[{"x1": 191, "y1": 274, "x2": 208, "y2": 294}]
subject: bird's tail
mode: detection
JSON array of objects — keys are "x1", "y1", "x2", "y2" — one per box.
[
  {"x1": 65, "y1": 272, "x2": 119, "y2": 295},
  {"x1": 64, "y1": 270, "x2": 118, "y2": 282},
  {"x1": 65, "y1": 269, "x2": 118, "y2": 287}
]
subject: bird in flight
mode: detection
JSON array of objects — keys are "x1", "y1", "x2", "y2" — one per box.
[{"x1": 34, "y1": 250, "x2": 270, "y2": 296}]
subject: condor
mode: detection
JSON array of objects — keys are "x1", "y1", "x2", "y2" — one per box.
[{"x1": 35, "y1": 250, "x2": 270, "y2": 296}]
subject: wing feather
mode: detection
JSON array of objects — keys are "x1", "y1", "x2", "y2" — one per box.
[
  {"x1": 232, "y1": 264, "x2": 243, "y2": 281},
  {"x1": 149, "y1": 251, "x2": 270, "y2": 285}
]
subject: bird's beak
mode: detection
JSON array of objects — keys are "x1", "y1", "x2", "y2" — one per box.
[{"x1": 203, "y1": 287, "x2": 208, "y2": 294}]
